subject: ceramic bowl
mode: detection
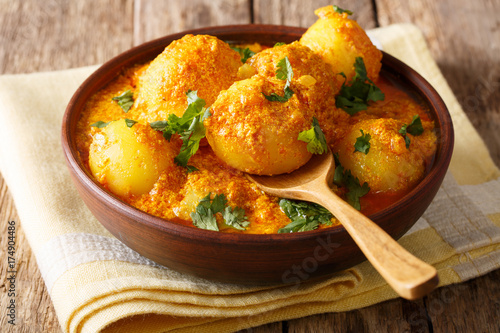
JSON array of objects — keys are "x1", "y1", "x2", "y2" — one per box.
[{"x1": 61, "y1": 25, "x2": 454, "y2": 285}]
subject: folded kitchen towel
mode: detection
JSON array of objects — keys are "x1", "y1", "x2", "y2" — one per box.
[{"x1": 1, "y1": 23, "x2": 500, "y2": 333}]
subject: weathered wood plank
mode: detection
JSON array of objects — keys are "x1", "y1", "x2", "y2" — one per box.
[
  {"x1": 376, "y1": 0, "x2": 500, "y2": 165},
  {"x1": 0, "y1": 176, "x2": 62, "y2": 332},
  {"x1": 0, "y1": 0, "x2": 134, "y2": 74},
  {"x1": 253, "y1": 0, "x2": 377, "y2": 30},
  {"x1": 424, "y1": 269, "x2": 500, "y2": 332},
  {"x1": 133, "y1": 0, "x2": 251, "y2": 44}
]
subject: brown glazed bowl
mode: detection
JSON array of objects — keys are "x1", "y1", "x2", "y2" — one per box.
[{"x1": 61, "y1": 25, "x2": 454, "y2": 286}]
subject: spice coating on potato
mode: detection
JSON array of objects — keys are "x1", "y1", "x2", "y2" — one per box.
[
  {"x1": 133, "y1": 34, "x2": 241, "y2": 123},
  {"x1": 335, "y1": 118, "x2": 435, "y2": 193},
  {"x1": 205, "y1": 75, "x2": 313, "y2": 175},
  {"x1": 300, "y1": 5, "x2": 382, "y2": 87},
  {"x1": 89, "y1": 120, "x2": 178, "y2": 197}
]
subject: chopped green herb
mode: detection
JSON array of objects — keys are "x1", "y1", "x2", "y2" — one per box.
[
  {"x1": 124, "y1": 118, "x2": 137, "y2": 128},
  {"x1": 298, "y1": 117, "x2": 328, "y2": 154},
  {"x1": 263, "y1": 56, "x2": 295, "y2": 103},
  {"x1": 333, "y1": 5, "x2": 353, "y2": 15},
  {"x1": 335, "y1": 57, "x2": 385, "y2": 115},
  {"x1": 231, "y1": 46, "x2": 255, "y2": 63},
  {"x1": 191, "y1": 193, "x2": 249, "y2": 231},
  {"x1": 399, "y1": 115, "x2": 424, "y2": 148},
  {"x1": 333, "y1": 153, "x2": 370, "y2": 211},
  {"x1": 149, "y1": 90, "x2": 210, "y2": 170},
  {"x1": 112, "y1": 90, "x2": 134, "y2": 113},
  {"x1": 90, "y1": 120, "x2": 110, "y2": 128},
  {"x1": 223, "y1": 206, "x2": 250, "y2": 230},
  {"x1": 354, "y1": 129, "x2": 371, "y2": 154},
  {"x1": 273, "y1": 42, "x2": 286, "y2": 47},
  {"x1": 278, "y1": 199, "x2": 333, "y2": 233}
]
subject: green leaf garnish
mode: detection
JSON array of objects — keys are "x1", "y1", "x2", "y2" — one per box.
[
  {"x1": 112, "y1": 90, "x2": 134, "y2": 113},
  {"x1": 231, "y1": 46, "x2": 255, "y2": 63},
  {"x1": 333, "y1": 5, "x2": 353, "y2": 15},
  {"x1": 335, "y1": 57, "x2": 385, "y2": 115},
  {"x1": 399, "y1": 115, "x2": 424, "y2": 148},
  {"x1": 298, "y1": 117, "x2": 328, "y2": 154},
  {"x1": 273, "y1": 42, "x2": 286, "y2": 47},
  {"x1": 124, "y1": 118, "x2": 137, "y2": 128},
  {"x1": 333, "y1": 153, "x2": 370, "y2": 211},
  {"x1": 354, "y1": 129, "x2": 371, "y2": 154},
  {"x1": 191, "y1": 193, "x2": 249, "y2": 231},
  {"x1": 150, "y1": 90, "x2": 210, "y2": 170},
  {"x1": 278, "y1": 199, "x2": 333, "y2": 233},
  {"x1": 90, "y1": 120, "x2": 110, "y2": 128},
  {"x1": 263, "y1": 56, "x2": 295, "y2": 103},
  {"x1": 223, "y1": 206, "x2": 250, "y2": 230}
]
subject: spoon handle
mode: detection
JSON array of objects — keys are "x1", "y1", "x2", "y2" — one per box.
[{"x1": 311, "y1": 183, "x2": 439, "y2": 300}]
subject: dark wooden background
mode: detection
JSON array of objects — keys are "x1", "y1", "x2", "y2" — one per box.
[{"x1": 1, "y1": 0, "x2": 499, "y2": 332}]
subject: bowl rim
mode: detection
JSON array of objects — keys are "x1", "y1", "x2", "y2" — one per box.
[{"x1": 61, "y1": 24, "x2": 454, "y2": 246}]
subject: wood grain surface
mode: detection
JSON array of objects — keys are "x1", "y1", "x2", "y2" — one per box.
[{"x1": 1, "y1": 0, "x2": 499, "y2": 332}]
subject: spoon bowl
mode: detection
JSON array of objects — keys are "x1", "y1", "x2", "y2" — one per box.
[{"x1": 247, "y1": 151, "x2": 439, "y2": 300}]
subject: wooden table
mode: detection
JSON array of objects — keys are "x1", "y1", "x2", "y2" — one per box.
[{"x1": 1, "y1": 0, "x2": 499, "y2": 332}]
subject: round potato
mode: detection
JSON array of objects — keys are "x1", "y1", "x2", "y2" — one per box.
[
  {"x1": 205, "y1": 75, "x2": 314, "y2": 175},
  {"x1": 89, "y1": 119, "x2": 177, "y2": 197},
  {"x1": 133, "y1": 34, "x2": 241, "y2": 123},
  {"x1": 299, "y1": 5, "x2": 382, "y2": 86},
  {"x1": 246, "y1": 41, "x2": 350, "y2": 146},
  {"x1": 335, "y1": 118, "x2": 427, "y2": 193}
]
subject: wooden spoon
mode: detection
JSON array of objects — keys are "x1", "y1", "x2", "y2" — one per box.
[{"x1": 247, "y1": 150, "x2": 438, "y2": 300}]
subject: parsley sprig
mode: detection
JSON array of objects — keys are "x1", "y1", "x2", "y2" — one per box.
[
  {"x1": 112, "y1": 90, "x2": 134, "y2": 113},
  {"x1": 335, "y1": 57, "x2": 385, "y2": 115},
  {"x1": 150, "y1": 90, "x2": 210, "y2": 171},
  {"x1": 399, "y1": 115, "x2": 424, "y2": 148},
  {"x1": 354, "y1": 129, "x2": 371, "y2": 154},
  {"x1": 191, "y1": 193, "x2": 249, "y2": 231},
  {"x1": 278, "y1": 199, "x2": 333, "y2": 233},
  {"x1": 263, "y1": 56, "x2": 295, "y2": 103},
  {"x1": 298, "y1": 117, "x2": 328, "y2": 154},
  {"x1": 333, "y1": 153, "x2": 370, "y2": 211}
]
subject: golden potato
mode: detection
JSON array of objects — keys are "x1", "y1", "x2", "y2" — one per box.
[
  {"x1": 247, "y1": 41, "x2": 340, "y2": 98},
  {"x1": 132, "y1": 34, "x2": 241, "y2": 123},
  {"x1": 205, "y1": 75, "x2": 313, "y2": 175},
  {"x1": 89, "y1": 119, "x2": 177, "y2": 197},
  {"x1": 335, "y1": 118, "x2": 428, "y2": 193},
  {"x1": 246, "y1": 41, "x2": 350, "y2": 146},
  {"x1": 299, "y1": 5, "x2": 382, "y2": 86}
]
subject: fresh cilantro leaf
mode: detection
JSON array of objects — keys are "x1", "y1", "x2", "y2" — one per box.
[
  {"x1": 124, "y1": 119, "x2": 137, "y2": 128},
  {"x1": 354, "y1": 129, "x2": 371, "y2": 154},
  {"x1": 231, "y1": 46, "x2": 255, "y2": 63},
  {"x1": 298, "y1": 117, "x2": 328, "y2": 154},
  {"x1": 174, "y1": 107, "x2": 211, "y2": 168},
  {"x1": 333, "y1": 153, "x2": 370, "y2": 210},
  {"x1": 191, "y1": 193, "x2": 249, "y2": 231},
  {"x1": 262, "y1": 56, "x2": 295, "y2": 103},
  {"x1": 223, "y1": 206, "x2": 250, "y2": 230},
  {"x1": 112, "y1": 90, "x2": 134, "y2": 113},
  {"x1": 399, "y1": 115, "x2": 424, "y2": 148},
  {"x1": 191, "y1": 206, "x2": 218, "y2": 231},
  {"x1": 278, "y1": 199, "x2": 333, "y2": 233},
  {"x1": 186, "y1": 165, "x2": 199, "y2": 173},
  {"x1": 333, "y1": 5, "x2": 353, "y2": 15},
  {"x1": 90, "y1": 120, "x2": 110, "y2": 128},
  {"x1": 275, "y1": 57, "x2": 294, "y2": 86},
  {"x1": 344, "y1": 170, "x2": 370, "y2": 210},
  {"x1": 263, "y1": 86, "x2": 294, "y2": 102},
  {"x1": 150, "y1": 91, "x2": 210, "y2": 169},
  {"x1": 273, "y1": 42, "x2": 286, "y2": 47},
  {"x1": 335, "y1": 57, "x2": 385, "y2": 115}
]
